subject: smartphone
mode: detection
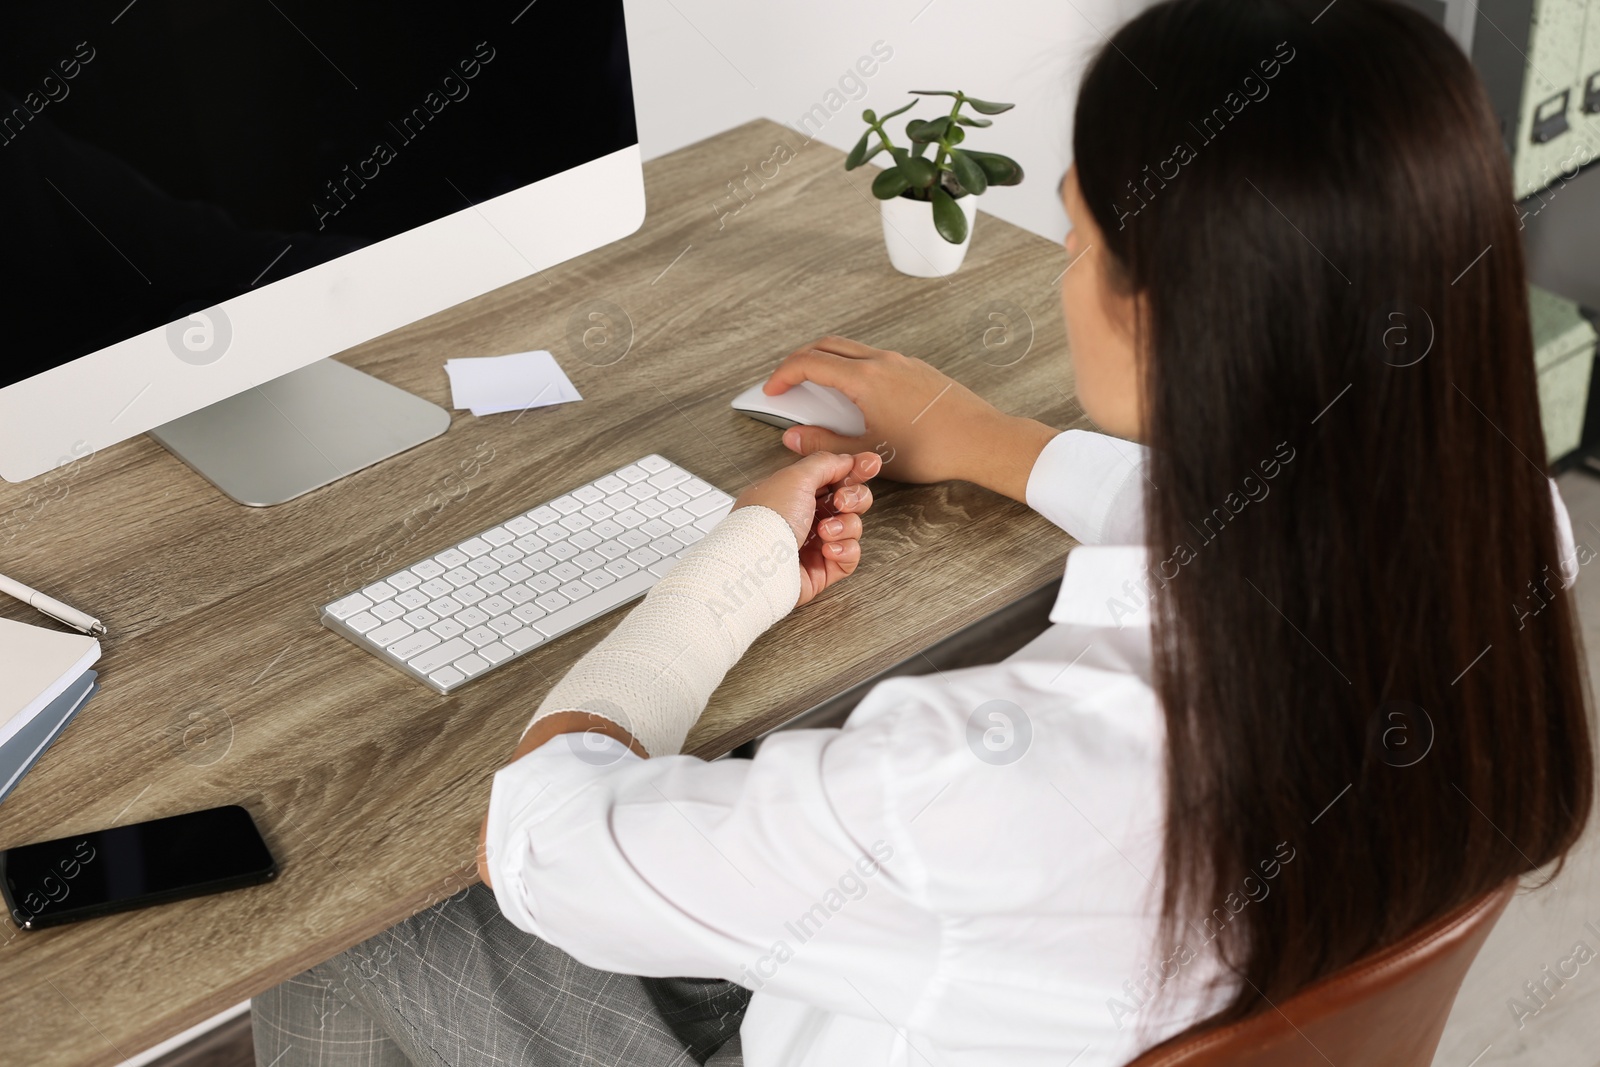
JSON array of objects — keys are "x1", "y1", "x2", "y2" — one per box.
[{"x1": 0, "y1": 804, "x2": 277, "y2": 930}]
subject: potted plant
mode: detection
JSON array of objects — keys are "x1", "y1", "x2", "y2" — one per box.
[{"x1": 845, "y1": 90, "x2": 1025, "y2": 277}]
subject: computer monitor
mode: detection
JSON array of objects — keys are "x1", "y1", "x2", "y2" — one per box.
[{"x1": 0, "y1": 0, "x2": 643, "y2": 505}]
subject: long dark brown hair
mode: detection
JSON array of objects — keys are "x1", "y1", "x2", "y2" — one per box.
[{"x1": 1073, "y1": 0, "x2": 1593, "y2": 1036}]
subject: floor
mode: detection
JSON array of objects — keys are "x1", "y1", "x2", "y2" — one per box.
[{"x1": 151, "y1": 473, "x2": 1600, "y2": 1067}]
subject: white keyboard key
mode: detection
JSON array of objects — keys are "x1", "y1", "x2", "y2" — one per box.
[
  {"x1": 648, "y1": 468, "x2": 689, "y2": 490},
  {"x1": 573, "y1": 484, "x2": 605, "y2": 504},
  {"x1": 478, "y1": 574, "x2": 510, "y2": 595},
  {"x1": 435, "y1": 548, "x2": 469, "y2": 568},
  {"x1": 513, "y1": 533, "x2": 545, "y2": 553},
  {"x1": 489, "y1": 615, "x2": 521, "y2": 635},
  {"x1": 658, "y1": 488, "x2": 690, "y2": 508},
  {"x1": 395, "y1": 588, "x2": 430, "y2": 611},
  {"x1": 592, "y1": 520, "x2": 625, "y2": 540},
  {"x1": 367, "y1": 620, "x2": 414, "y2": 646},
  {"x1": 411, "y1": 559, "x2": 446, "y2": 580},
  {"x1": 456, "y1": 607, "x2": 490, "y2": 629},
  {"x1": 558, "y1": 580, "x2": 592, "y2": 602},
  {"x1": 480, "y1": 595, "x2": 513, "y2": 617},
  {"x1": 627, "y1": 483, "x2": 657, "y2": 502},
  {"x1": 362, "y1": 581, "x2": 398, "y2": 603},
  {"x1": 551, "y1": 561, "x2": 583, "y2": 583},
  {"x1": 620, "y1": 529, "x2": 650, "y2": 549},
  {"x1": 639, "y1": 455, "x2": 670, "y2": 473},
  {"x1": 504, "y1": 627, "x2": 545, "y2": 653},
  {"x1": 480, "y1": 641, "x2": 513, "y2": 664},
  {"x1": 419, "y1": 577, "x2": 454, "y2": 598},
  {"x1": 560, "y1": 513, "x2": 592, "y2": 532},
  {"x1": 606, "y1": 558, "x2": 640, "y2": 578},
  {"x1": 511, "y1": 602, "x2": 547, "y2": 625},
  {"x1": 430, "y1": 596, "x2": 463, "y2": 616},
  {"x1": 387, "y1": 570, "x2": 422, "y2": 591},
  {"x1": 685, "y1": 492, "x2": 730, "y2": 517},
  {"x1": 580, "y1": 501, "x2": 614, "y2": 521},
  {"x1": 459, "y1": 537, "x2": 492, "y2": 557},
  {"x1": 526, "y1": 505, "x2": 561, "y2": 525},
  {"x1": 585, "y1": 570, "x2": 616, "y2": 590},
  {"x1": 693, "y1": 505, "x2": 733, "y2": 533},
  {"x1": 505, "y1": 515, "x2": 538, "y2": 536},
  {"x1": 389, "y1": 631, "x2": 440, "y2": 659},
  {"x1": 444, "y1": 567, "x2": 476, "y2": 587},
  {"x1": 505, "y1": 584, "x2": 537, "y2": 605},
  {"x1": 614, "y1": 509, "x2": 646, "y2": 529},
  {"x1": 664, "y1": 508, "x2": 695, "y2": 528},
  {"x1": 501, "y1": 562, "x2": 533, "y2": 583},
  {"x1": 647, "y1": 556, "x2": 679, "y2": 578},
  {"x1": 617, "y1": 464, "x2": 648, "y2": 483},
  {"x1": 454, "y1": 653, "x2": 491, "y2": 677},
  {"x1": 464, "y1": 626, "x2": 498, "y2": 647},
  {"x1": 573, "y1": 551, "x2": 606, "y2": 571},
  {"x1": 346, "y1": 610, "x2": 381, "y2": 633},
  {"x1": 680, "y1": 477, "x2": 712, "y2": 498},
  {"x1": 641, "y1": 518, "x2": 673, "y2": 538},
  {"x1": 595, "y1": 474, "x2": 627, "y2": 493},
  {"x1": 551, "y1": 494, "x2": 583, "y2": 514},
  {"x1": 524, "y1": 552, "x2": 556, "y2": 571},
  {"x1": 403, "y1": 608, "x2": 439, "y2": 629},
  {"x1": 536, "y1": 591, "x2": 570, "y2": 612},
  {"x1": 373, "y1": 601, "x2": 405, "y2": 622},
  {"x1": 411, "y1": 638, "x2": 475, "y2": 675},
  {"x1": 637, "y1": 499, "x2": 668, "y2": 518},
  {"x1": 674, "y1": 526, "x2": 707, "y2": 547},
  {"x1": 327, "y1": 593, "x2": 373, "y2": 619},
  {"x1": 482, "y1": 526, "x2": 515, "y2": 546},
  {"x1": 650, "y1": 536, "x2": 681, "y2": 556},
  {"x1": 529, "y1": 573, "x2": 560, "y2": 593},
  {"x1": 547, "y1": 542, "x2": 578, "y2": 561},
  {"x1": 570, "y1": 530, "x2": 602, "y2": 550},
  {"x1": 429, "y1": 666, "x2": 465, "y2": 689},
  {"x1": 627, "y1": 547, "x2": 661, "y2": 567},
  {"x1": 490, "y1": 545, "x2": 523, "y2": 565},
  {"x1": 467, "y1": 557, "x2": 499, "y2": 576},
  {"x1": 430, "y1": 618, "x2": 465, "y2": 640},
  {"x1": 454, "y1": 585, "x2": 487, "y2": 605},
  {"x1": 597, "y1": 540, "x2": 628, "y2": 560}
]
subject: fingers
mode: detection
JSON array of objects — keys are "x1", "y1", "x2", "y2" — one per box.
[
  {"x1": 782, "y1": 425, "x2": 870, "y2": 457},
  {"x1": 764, "y1": 348, "x2": 857, "y2": 395},
  {"x1": 818, "y1": 537, "x2": 860, "y2": 565},
  {"x1": 830, "y1": 481, "x2": 873, "y2": 514},
  {"x1": 808, "y1": 335, "x2": 882, "y2": 358},
  {"x1": 782, "y1": 449, "x2": 859, "y2": 494},
  {"x1": 816, "y1": 512, "x2": 863, "y2": 542}
]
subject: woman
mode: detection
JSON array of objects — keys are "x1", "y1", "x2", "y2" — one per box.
[{"x1": 254, "y1": 0, "x2": 1592, "y2": 1063}]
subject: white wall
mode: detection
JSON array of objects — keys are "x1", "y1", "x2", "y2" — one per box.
[{"x1": 621, "y1": 0, "x2": 1152, "y2": 244}]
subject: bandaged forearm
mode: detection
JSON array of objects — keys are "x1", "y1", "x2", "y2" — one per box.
[{"x1": 525, "y1": 505, "x2": 801, "y2": 757}]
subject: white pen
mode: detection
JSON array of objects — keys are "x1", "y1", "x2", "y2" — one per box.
[{"x1": 0, "y1": 572, "x2": 106, "y2": 636}]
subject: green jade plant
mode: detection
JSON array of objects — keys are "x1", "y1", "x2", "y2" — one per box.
[{"x1": 845, "y1": 89, "x2": 1025, "y2": 244}]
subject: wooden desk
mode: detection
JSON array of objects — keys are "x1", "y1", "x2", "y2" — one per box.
[{"x1": 0, "y1": 118, "x2": 1084, "y2": 1066}]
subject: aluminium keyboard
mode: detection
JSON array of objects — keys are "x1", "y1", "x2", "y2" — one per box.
[{"x1": 321, "y1": 454, "x2": 735, "y2": 694}]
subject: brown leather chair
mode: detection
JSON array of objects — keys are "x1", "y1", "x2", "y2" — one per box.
[{"x1": 1125, "y1": 880, "x2": 1517, "y2": 1067}]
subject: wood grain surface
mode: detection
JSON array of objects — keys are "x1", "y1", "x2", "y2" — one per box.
[{"x1": 0, "y1": 118, "x2": 1085, "y2": 1066}]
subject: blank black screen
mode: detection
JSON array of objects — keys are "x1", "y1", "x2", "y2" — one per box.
[
  {"x1": 0, "y1": 0, "x2": 637, "y2": 386},
  {"x1": 1, "y1": 804, "x2": 274, "y2": 923}
]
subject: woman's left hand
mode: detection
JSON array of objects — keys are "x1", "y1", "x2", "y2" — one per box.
[{"x1": 731, "y1": 450, "x2": 881, "y2": 607}]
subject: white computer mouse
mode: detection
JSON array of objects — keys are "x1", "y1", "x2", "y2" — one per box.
[{"x1": 730, "y1": 380, "x2": 866, "y2": 437}]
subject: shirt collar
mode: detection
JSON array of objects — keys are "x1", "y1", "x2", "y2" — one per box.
[{"x1": 1049, "y1": 544, "x2": 1154, "y2": 630}]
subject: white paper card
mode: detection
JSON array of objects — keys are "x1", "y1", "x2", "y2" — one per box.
[{"x1": 445, "y1": 351, "x2": 582, "y2": 417}]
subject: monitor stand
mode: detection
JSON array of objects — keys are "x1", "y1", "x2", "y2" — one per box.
[{"x1": 148, "y1": 359, "x2": 451, "y2": 507}]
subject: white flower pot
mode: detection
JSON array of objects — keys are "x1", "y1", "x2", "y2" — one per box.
[{"x1": 880, "y1": 192, "x2": 979, "y2": 277}]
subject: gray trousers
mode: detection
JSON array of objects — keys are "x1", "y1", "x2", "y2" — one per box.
[{"x1": 252, "y1": 882, "x2": 750, "y2": 1066}]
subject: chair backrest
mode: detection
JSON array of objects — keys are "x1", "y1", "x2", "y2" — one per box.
[{"x1": 1125, "y1": 880, "x2": 1516, "y2": 1067}]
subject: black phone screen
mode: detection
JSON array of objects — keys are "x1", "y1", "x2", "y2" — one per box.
[{"x1": 0, "y1": 804, "x2": 276, "y2": 929}]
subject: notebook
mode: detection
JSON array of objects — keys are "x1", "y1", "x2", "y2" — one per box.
[
  {"x1": 0, "y1": 615, "x2": 100, "y2": 752},
  {"x1": 0, "y1": 669, "x2": 97, "y2": 806}
]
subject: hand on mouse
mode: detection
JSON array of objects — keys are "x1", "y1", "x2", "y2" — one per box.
[
  {"x1": 763, "y1": 335, "x2": 1058, "y2": 502},
  {"x1": 731, "y1": 449, "x2": 880, "y2": 607}
]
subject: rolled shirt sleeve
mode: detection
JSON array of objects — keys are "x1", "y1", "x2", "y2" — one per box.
[{"x1": 1025, "y1": 430, "x2": 1147, "y2": 546}]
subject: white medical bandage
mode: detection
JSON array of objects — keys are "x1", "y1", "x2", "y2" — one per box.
[{"x1": 525, "y1": 505, "x2": 802, "y2": 757}]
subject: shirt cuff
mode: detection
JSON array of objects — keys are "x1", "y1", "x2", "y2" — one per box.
[
  {"x1": 484, "y1": 733, "x2": 640, "y2": 933},
  {"x1": 1024, "y1": 429, "x2": 1148, "y2": 545}
]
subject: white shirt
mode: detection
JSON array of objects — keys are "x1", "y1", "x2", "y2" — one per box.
[{"x1": 485, "y1": 430, "x2": 1579, "y2": 1066}]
